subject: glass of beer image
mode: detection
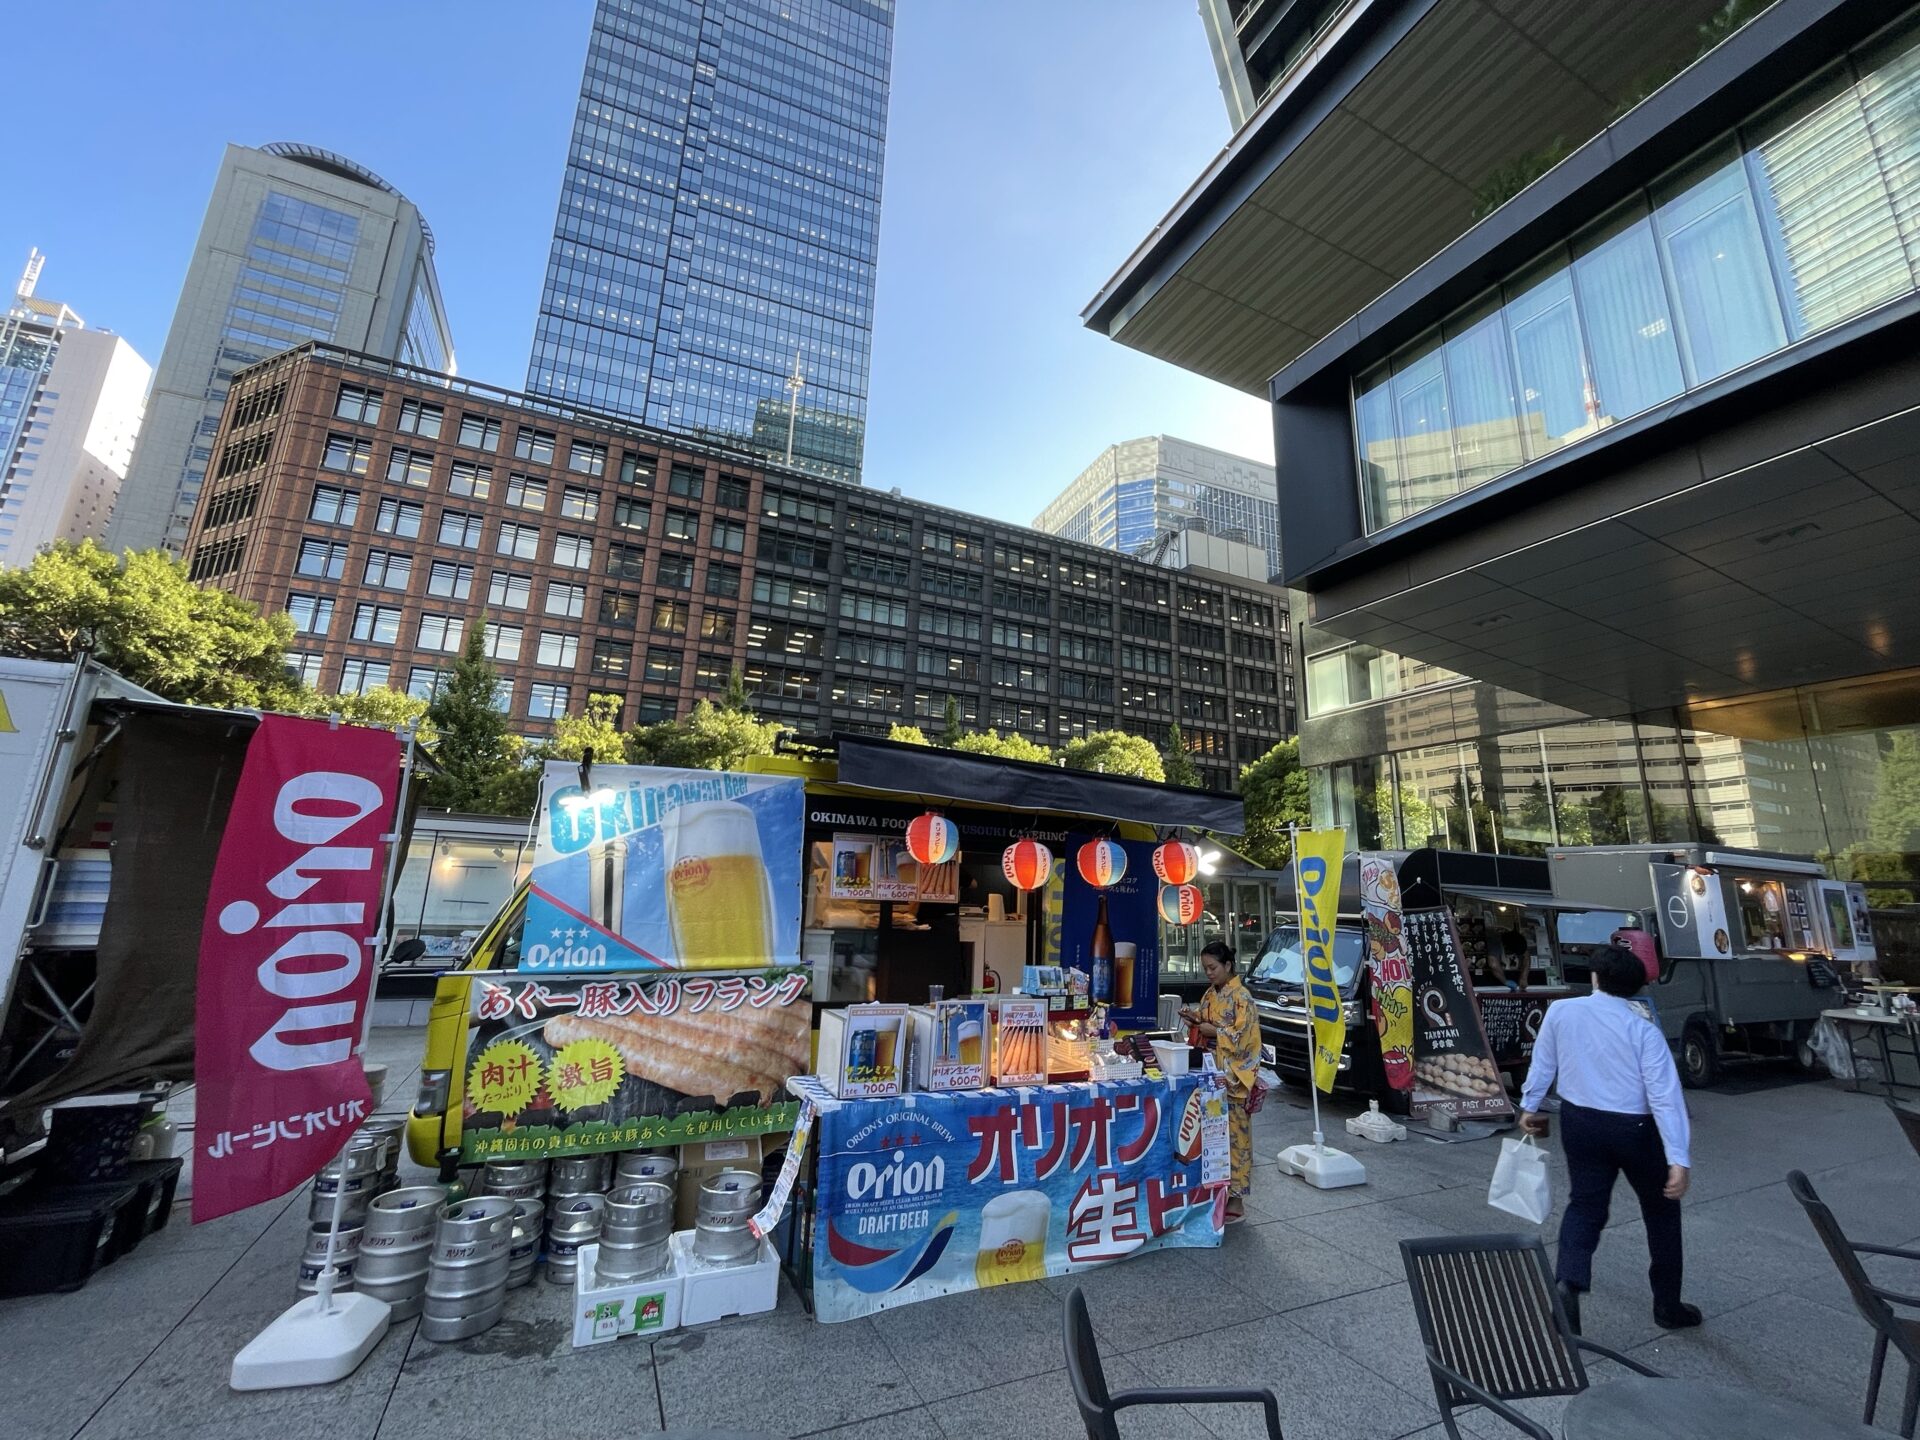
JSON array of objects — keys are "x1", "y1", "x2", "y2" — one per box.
[
  {"x1": 1112, "y1": 943, "x2": 1137, "y2": 1010},
  {"x1": 664, "y1": 800, "x2": 775, "y2": 966},
  {"x1": 975, "y1": 1190, "x2": 1050, "y2": 1286},
  {"x1": 872, "y1": 1020, "x2": 901, "y2": 1081},
  {"x1": 956, "y1": 1019, "x2": 983, "y2": 1067}
]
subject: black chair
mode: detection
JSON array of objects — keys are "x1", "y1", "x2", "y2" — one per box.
[
  {"x1": 1062, "y1": 1286, "x2": 1283, "y2": 1439},
  {"x1": 1399, "y1": 1234, "x2": 1662, "y2": 1440},
  {"x1": 1788, "y1": 1169, "x2": 1920, "y2": 1436}
]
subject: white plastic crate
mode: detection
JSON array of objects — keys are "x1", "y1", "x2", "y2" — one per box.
[
  {"x1": 571, "y1": 1242, "x2": 683, "y2": 1347},
  {"x1": 670, "y1": 1229, "x2": 779, "y2": 1325}
]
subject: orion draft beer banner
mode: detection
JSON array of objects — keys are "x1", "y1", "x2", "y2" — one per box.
[
  {"x1": 525, "y1": 764, "x2": 804, "y2": 971},
  {"x1": 805, "y1": 1072, "x2": 1222, "y2": 1322},
  {"x1": 1294, "y1": 827, "x2": 1348, "y2": 1094}
]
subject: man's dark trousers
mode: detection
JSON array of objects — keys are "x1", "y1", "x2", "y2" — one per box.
[{"x1": 1555, "y1": 1101, "x2": 1683, "y2": 1309}]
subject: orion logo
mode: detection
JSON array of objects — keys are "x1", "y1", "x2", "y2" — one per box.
[
  {"x1": 1300, "y1": 856, "x2": 1342, "y2": 1022},
  {"x1": 847, "y1": 1149, "x2": 946, "y2": 1201}
]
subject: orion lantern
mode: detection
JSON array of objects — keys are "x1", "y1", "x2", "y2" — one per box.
[
  {"x1": 905, "y1": 811, "x2": 959, "y2": 867},
  {"x1": 1000, "y1": 838, "x2": 1052, "y2": 891},
  {"x1": 1151, "y1": 840, "x2": 1201, "y2": 886},
  {"x1": 1075, "y1": 838, "x2": 1127, "y2": 888},
  {"x1": 1158, "y1": 883, "x2": 1204, "y2": 926}
]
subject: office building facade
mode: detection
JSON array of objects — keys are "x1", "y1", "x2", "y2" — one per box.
[
  {"x1": 186, "y1": 345, "x2": 1294, "y2": 792},
  {"x1": 1091, "y1": 0, "x2": 1920, "y2": 898},
  {"x1": 112, "y1": 143, "x2": 453, "y2": 556},
  {"x1": 1033, "y1": 435, "x2": 1284, "y2": 580},
  {"x1": 525, "y1": 0, "x2": 892, "y2": 486}
]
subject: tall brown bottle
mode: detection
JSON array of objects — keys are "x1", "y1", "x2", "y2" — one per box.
[{"x1": 1090, "y1": 893, "x2": 1115, "y2": 1003}]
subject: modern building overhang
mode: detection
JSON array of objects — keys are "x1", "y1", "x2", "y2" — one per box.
[{"x1": 1080, "y1": 0, "x2": 1734, "y2": 395}]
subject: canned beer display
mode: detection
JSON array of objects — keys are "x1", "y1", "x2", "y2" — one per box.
[
  {"x1": 421, "y1": 1197, "x2": 514, "y2": 1343},
  {"x1": 354, "y1": 1186, "x2": 445, "y2": 1319}
]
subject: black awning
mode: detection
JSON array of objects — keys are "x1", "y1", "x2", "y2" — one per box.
[{"x1": 831, "y1": 734, "x2": 1244, "y2": 833}]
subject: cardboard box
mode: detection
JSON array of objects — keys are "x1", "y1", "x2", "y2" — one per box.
[
  {"x1": 816, "y1": 1004, "x2": 910, "y2": 1099},
  {"x1": 909, "y1": 1000, "x2": 988, "y2": 1091},
  {"x1": 672, "y1": 1229, "x2": 779, "y2": 1325},
  {"x1": 674, "y1": 1134, "x2": 766, "y2": 1231},
  {"x1": 571, "y1": 1242, "x2": 682, "y2": 1347}
]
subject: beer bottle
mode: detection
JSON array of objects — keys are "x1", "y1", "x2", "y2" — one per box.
[{"x1": 1090, "y1": 893, "x2": 1114, "y2": 1003}]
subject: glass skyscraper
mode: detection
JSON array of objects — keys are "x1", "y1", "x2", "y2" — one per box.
[{"x1": 526, "y1": 0, "x2": 892, "y2": 486}]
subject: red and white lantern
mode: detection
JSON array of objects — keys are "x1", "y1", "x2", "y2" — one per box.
[
  {"x1": 1151, "y1": 840, "x2": 1201, "y2": 886},
  {"x1": 1001, "y1": 838, "x2": 1053, "y2": 891},
  {"x1": 1076, "y1": 838, "x2": 1128, "y2": 888},
  {"x1": 905, "y1": 811, "x2": 959, "y2": 867},
  {"x1": 1158, "y1": 883, "x2": 1204, "y2": 926}
]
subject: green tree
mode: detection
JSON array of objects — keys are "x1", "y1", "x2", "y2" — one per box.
[
  {"x1": 939, "y1": 696, "x2": 964, "y2": 748},
  {"x1": 286, "y1": 685, "x2": 434, "y2": 739},
  {"x1": 1160, "y1": 723, "x2": 1202, "y2": 789},
  {"x1": 0, "y1": 540, "x2": 297, "y2": 706},
  {"x1": 631, "y1": 699, "x2": 786, "y2": 771},
  {"x1": 952, "y1": 729, "x2": 1053, "y2": 764},
  {"x1": 887, "y1": 724, "x2": 931, "y2": 746},
  {"x1": 720, "y1": 665, "x2": 753, "y2": 715},
  {"x1": 547, "y1": 692, "x2": 629, "y2": 763},
  {"x1": 421, "y1": 620, "x2": 528, "y2": 813},
  {"x1": 1236, "y1": 738, "x2": 1312, "y2": 869},
  {"x1": 1062, "y1": 729, "x2": 1165, "y2": 781},
  {"x1": 1845, "y1": 732, "x2": 1920, "y2": 904}
]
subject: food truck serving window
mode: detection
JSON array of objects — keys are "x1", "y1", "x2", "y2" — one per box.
[
  {"x1": 1554, "y1": 909, "x2": 1636, "y2": 948},
  {"x1": 1252, "y1": 925, "x2": 1363, "y2": 990},
  {"x1": 1730, "y1": 873, "x2": 1817, "y2": 952}
]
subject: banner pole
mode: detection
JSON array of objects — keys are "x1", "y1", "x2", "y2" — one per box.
[
  {"x1": 1292, "y1": 823, "x2": 1325, "y2": 1153},
  {"x1": 358, "y1": 722, "x2": 419, "y2": 1056}
]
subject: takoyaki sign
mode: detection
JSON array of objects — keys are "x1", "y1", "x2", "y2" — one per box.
[{"x1": 1400, "y1": 908, "x2": 1514, "y2": 1121}]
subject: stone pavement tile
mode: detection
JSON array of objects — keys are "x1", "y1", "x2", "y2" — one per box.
[
  {"x1": 1234, "y1": 1172, "x2": 1381, "y2": 1223},
  {"x1": 378, "y1": 1339, "x2": 663, "y2": 1436},
  {"x1": 74, "y1": 1312, "x2": 413, "y2": 1440},
  {"x1": 655, "y1": 1308, "x2": 915, "y2": 1434},
  {"x1": 795, "y1": 1403, "x2": 948, "y2": 1439},
  {"x1": 1206, "y1": 1218, "x2": 1399, "y2": 1318},
  {"x1": 1284, "y1": 1197, "x2": 1458, "y2": 1270},
  {"x1": 136, "y1": 1192, "x2": 294, "y2": 1258},
  {"x1": 925, "y1": 1355, "x2": 1210, "y2": 1440},
  {"x1": 2, "y1": 1241, "x2": 247, "y2": 1336},
  {"x1": 1280, "y1": 1280, "x2": 1432, "y2": 1399},
  {"x1": 1389, "y1": 1180, "x2": 1546, "y2": 1239},
  {"x1": 867, "y1": 1276, "x2": 1066, "y2": 1402},
  {"x1": 186, "y1": 1198, "x2": 322, "y2": 1323},
  {"x1": 5, "y1": 1321, "x2": 172, "y2": 1440},
  {"x1": 1043, "y1": 1243, "x2": 1269, "y2": 1355},
  {"x1": 1620, "y1": 1297, "x2": 1871, "y2": 1427},
  {"x1": 1128, "y1": 1309, "x2": 1435, "y2": 1440},
  {"x1": 81, "y1": 1396, "x2": 391, "y2": 1440},
  {"x1": 398, "y1": 1270, "x2": 579, "y2": 1381}
]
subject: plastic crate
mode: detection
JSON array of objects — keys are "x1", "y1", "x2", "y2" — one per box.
[
  {"x1": 0, "y1": 1182, "x2": 135, "y2": 1296},
  {"x1": 41, "y1": 1102, "x2": 141, "y2": 1184},
  {"x1": 123, "y1": 1157, "x2": 184, "y2": 1242}
]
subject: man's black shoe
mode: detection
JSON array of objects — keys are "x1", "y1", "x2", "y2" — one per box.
[
  {"x1": 1556, "y1": 1282, "x2": 1583, "y2": 1335},
  {"x1": 1654, "y1": 1302, "x2": 1703, "y2": 1329}
]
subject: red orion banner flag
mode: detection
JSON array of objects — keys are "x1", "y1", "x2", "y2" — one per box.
[{"x1": 192, "y1": 715, "x2": 401, "y2": 1222}]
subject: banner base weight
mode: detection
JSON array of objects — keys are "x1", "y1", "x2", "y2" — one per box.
[
  {"x1": 1276, "y1": 1143, "x2": 1367, "y2": 1190},
  {"x1": 229, "y1": 1291, "x2": 391, "y2": 1391}
]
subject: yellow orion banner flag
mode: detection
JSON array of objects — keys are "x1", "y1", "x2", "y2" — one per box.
[{"x1": 1294, "y1": 828, "x2": 1348, "y2": 1094}]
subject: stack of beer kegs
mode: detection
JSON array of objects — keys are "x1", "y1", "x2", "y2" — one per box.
[
  {"x1": 597, "y1": 1181, "x2": 673, "y2": 1284},
  {"x1": 614, "y1": 1149, "x2": 677, "y2": 1187},
  {"x1": 506, "y1": 1198, "x2": 543, "y2": 1289},
  {"x1": 295, "y1": 1220, "x2": 362, "y2": 1296},
  {"x1": 692, "y1": 1168, "x2": 763, "y2": 1265},
  {"x1": 421, "y1": 1197, "x2": 513, "y2": 1342},
  {"x1": 306, "y1": 1134, "x2": 383, "y2": 1230},
  {"x1": 479, "y1": 1159, "x2": 547, "y2": 1203},
  {"x1": 360, "y1": 1116, "x2": 407, "y2": 1193},
  {"x1": 548, "y1": 1154, "x2": 610, "y2": 1197},
  {"x1": 544, "y1": 1193, "x2": 605, "y2": 1285},
  {"x1": 354, "y1": 1186, "x2": 446, "y2": 1319}
]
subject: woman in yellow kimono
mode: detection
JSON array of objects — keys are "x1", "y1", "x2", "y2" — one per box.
[{"x1": 1182, "y1": 940, "x2": 1260, "y2": 1221}]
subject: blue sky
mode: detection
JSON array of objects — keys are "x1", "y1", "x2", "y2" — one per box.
[{"x1": 7, "y1": 1, "x2": 1270, "y2": 524}]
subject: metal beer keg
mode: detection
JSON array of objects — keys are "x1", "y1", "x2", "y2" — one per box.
[
  {"x1": 548, "y1": 1153, "x2": 610, "y2": 1197},
  {"x1": 420, "y1": 1197, "x2": 513, "y2": 1342},
  {"x1": 308, "y1": 1134, "x2": 383, "y2": 1223},
  {"x1": 479, "y1": 1159, "x2": 547, "y2": 1202},
  {"x1": 507, "y1": 1198, "x2": 544, "y2": 1289},
  {"x1": 359, "y1": 1116, "x2": 407, "y2": 1192},
  {"x1": 353, "y1": 1186, "x2": 445, "y2": 1319},
  {"x1": 614, "y1": 1149, "x2": 678, "y2": 1186},
  {"x1": 544, "y1": 1193, "x2": 605, "y2": 1285},
  {"x1": 597, "y1": 1181, "x2": 674, "y2": 1283},
  {"x1": 692, "y1": 1168, "x2": 763, "y2": 1264},
  {"x1": 295, "y1": 1221, "x2": 363, "y2": 1296}
]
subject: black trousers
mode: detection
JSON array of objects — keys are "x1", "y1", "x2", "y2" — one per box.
[{"x1": 1555, "y1": 1101, "x2": 1683, "y2": 1309}]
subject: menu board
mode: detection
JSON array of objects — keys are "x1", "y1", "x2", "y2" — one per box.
[
  {"x1": 829, "y1": 832, "x2": 959, "y2": 903},
  {"x1": 1475, "y1": 990, "x2": 1564, "y2": 1071},
  {"x1": 1402, "y1": 907, "x2": 1514, "y2": 1121}
]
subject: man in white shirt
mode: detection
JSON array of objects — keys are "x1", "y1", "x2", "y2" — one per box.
[{"x1": 1519, "y1": 945, "x2": 1699, "y2": 1334}]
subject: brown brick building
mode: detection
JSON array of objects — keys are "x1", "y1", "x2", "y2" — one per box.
[{"x1": 185, "y1": 344, "x2": 1295, "y2": 789}]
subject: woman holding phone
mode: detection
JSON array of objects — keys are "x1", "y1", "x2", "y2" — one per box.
[{"x1": 1179, "y1": 940, "x2": 1260, "y2": 1222}]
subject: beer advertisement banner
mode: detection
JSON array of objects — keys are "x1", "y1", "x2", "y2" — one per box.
[
  {"x1": 808, "y1": 1073, "x2": 1222, "y2": 1323},
  {"x1": 1294, "y1": 828, "x2": 1348, "y2": 1094},
  {"x1": 454, "y1": 971, "x2": 809, "y2": 1159},
  {"x1": 1401, "y1": 907, "x2": 1513, "y2": 1120},
  {"x1": 524, "y1": 763, "x2": 804, "y2": 971},
  {"x1": 1358, "y1": 855, "x2": 1415, "y2": 1092},
  {"x1": 1059, "y1": 834, "x2": 1159, "y2": 1029}
]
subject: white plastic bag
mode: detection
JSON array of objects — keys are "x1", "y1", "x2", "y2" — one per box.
[{"x1": 1488, "y1": 1135, "x2": 1553, "y2": 1224}]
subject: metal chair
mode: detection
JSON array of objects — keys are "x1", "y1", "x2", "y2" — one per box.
[
  {"x1": 1399, "y1": 1234, "x2": 1662, "y2": 1440},
  {"x1": 1061, "y1": 1286, "x2": 1283, "y2": 1440},
  {"x1": 1890, "y1": 1098, "x2": 1920, "y2": 1161},
  {"x1": 1788, "y1": 1169, "x2": 1920, "y2": 1437}
]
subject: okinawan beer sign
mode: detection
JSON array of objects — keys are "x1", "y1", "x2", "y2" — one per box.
[
  {"x1": 525, "y1": 763, "x2": 803, "y2": 970},
  {"x1": 1401, "y1": 907, "x2": 1513, "y2": 1120},
  {"x1": 1293, "y1": 828, "x2": 1348, "y2": 1094},
  {"x1": 1358, "y1": 854, "x2": 1415, "y2": 1091},
  {"x1": 454, "y1": 971, "x2": 810, "y2": 1159},
  {"x1": 806, "y1": 1073, "x2": 1222, "y2": 1322}
]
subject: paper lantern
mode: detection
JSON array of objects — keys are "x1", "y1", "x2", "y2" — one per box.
[
  {"x1": 905, "y1": 811, "x2": 959, "y2": 867},
  {"x1": 1076, "y1": 838, "x2": 1127, "y2": 888},
  {"x1": 1158, "y1": 883, "x2": 1204, "y2": 926},
  {"x1": 1151, "y1": 840, "x2": 1201, "y2": 886},
  {"x1": 1001, "y1": 838, "x2": 1053, "y2": 891}
]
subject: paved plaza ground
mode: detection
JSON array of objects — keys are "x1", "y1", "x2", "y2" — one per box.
[{"x1": 5, "y1": 1027, "x2": 1916, "y2": 1440}]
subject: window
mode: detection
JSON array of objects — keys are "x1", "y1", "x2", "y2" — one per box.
[
  {"x1": 417, "y1": 614, "x2": 465, "y2": 652},
  {"x1": 1181, "y1": 693, "x2": 1227, "y2": 722},
  {"x1": 747, "y1": 619, "x2": 823, "y2": 658},
  {"x1": 712, "y1": 518, "x2": 746, "y2": 553},
  {"x1": 408, "y1": 666, "x2": 450, "y2": 700},
  {"x1": 376, "y1": 498, "x2": 423, "y2": 538},
  {"x1": 991, "y1": 622, "x2": 1048, "y2": 654},
  {"x1": 1121, "y1": 681, "x2": 1171, "y2": 713},
  {"x1": 832, "y1": 679, "x2": 902, "y2": 712},
  {"x1": 286, "y1": 652, "x2": 324, "y2": 687},
  {"x1": 607, "y1": 543, "x2": 646, "y2": 580},
  {"x1": 759, "y1": 534, "x2": 830, "y2": 568},
  {"x1": 448, "y1": 461, "x2": 492, "y2": 499},
  {"x1": 544, "y1": 581, "x2": 586, "y2": 618},
  {"x1": 488, "y1": 571, "x2": 532, "y2": 610},
  {"x1": 352, "y1": 603, "x2": 402, "y2": 644},
  {"x1": 440, "y1": 511, "x2": 484, "y2": 548},
  {"x1": 322, "y1": 434, "x2": 370, "y2": 475},
  {"x1": 1122, "y1": 608, "x2": 1171, "y2": 642},
  {"x1": 552, "y1": 533, "x2": 592, "y2": 569},
  {"x1": 989, "y1": 700, "x2": 1049, "y2": 735},
  {"x1": 991, "y1": 661, "x2": 1048, "y2": 692},
  {"x1": 1228, "y1": 597, "x2": 1273, "y2": 628},
  {"x1": 1231, "y1": 631, "x2": 1278, "y2": 663},
  {"x1": 335, "y1": 384, "x2": 382, "y2": 424},
  {"x1": 844, "y1": 549, "x2": 909, "y2": 587},
  {"x1": 483, "y1": 622, "x2": 523, "y2": 661},
  {"x1": 529, "y1": 682, "x2": 569, "y2": 719},
  {"x1": 561, "y1": 485, "x2": 600, "y2": 520},
  {"x1": 706, "y1": 561, "x2": 740, "y2": 598},
  {"x1": 538, "y1": 632, "x2": 579, "y2": 668},
  {"x1": 591, "y1": 640, "x2": 631, "y2": 678},
  {"x1": 363, "y1": 549, "x2": 412, "y2": 590},
  {"x1": 919, "y1": 605, "x2": 980, "y2": 641},
  {"x1": 297, "y1": 538, "x2": 348, "y2": 579},
  {"x1": 309, "y1": 484, "x2": 359, "y2": 525},
  {"x1": 668, "y1": 463, "x2": 704, "y2": 499},
  {"x1": 232, "y1": 382, "x2": 286, "y2": 429},
  {"x1": 1059, "y1": 671, "x2": 1113, "y2": 704},
  {"x1": 340, "y1": 659, "x2": 391, "y2": 695},
  {"x1": 1058, "y1": 595, "x2": 1106, "y2": 628},
  {"x1": 613, "y1": 497, "x2": 650, "y2": 531},
  {"x1": 457, "y1": 413, "x2": 500, "y2": 451},
  {"x1": 286, "y1": 593, "x2": 334, "y2": 635},
  {"x1": 913, "y1": 691, "x2": 978, "y2": 725},
  {"x1": 743, "y1": 664, "x2": 818, "y2": 703},
  {"x1": 992, "y1": 581, "x2": 1049, "y2": 618},
  {"x1": 1177, "y1": 590, "x2": 1223, "y2": 619},
  {"x1": 215, "y1": 433, "x2": 271, "y2": 478},
  {"x1": 918, "y1": 647, "x2": 982, "y2": 682},
  {"x1": 754, "y1": 575, "x2": 828, "y2": 613},
  {"x1": 762, "y1": 488, "x2": 828, "y2": 524},
  {"x1": 1235, "y1": 700, "x2": 1279, "y2": 729},
  {"x1": 568, "y1": 440, "x2": 607, "y2": 476},
  {"x1": 1179, "y1": 620, "x2": 1225, "y2": 652},
  {"x1": 922, "y1": 567, "x2": 982, "y2": 603},
  {"x1": 599, "y1": 590, "x2": 639, "y2": 628},
  {"x1": 636, "y1": 696, "x2": 675, "y2": 725},
  {"x1": 716, "y1": 475, "x2": 750, "y2": 509},
  {"x1": 1057, "y1": 561, "x2": 1108, "y2": 592},
  {"x1": 665, "y1": 507, "x2": 699, "y2": 541},
  {"x1": 837, "y1": 635, "x2": 905, "y2": 668},
  {"x1": 653, "y1": 599, "x2": 690, "y2": 634},
  {"x1": 840, "y1": 591, "x2": 906, "y2": 627},
  {"x1": 1122, "y1": 644, "x2": 1172, "y2": 676},
  {"x1": 396, "y1": 399, "x2": 443, "y2": 439},
  {"x1": 505, "y1": 474, "x2": 548, "y2": 510},
  {"x1": 701, "y1": 609, "x2": 736, "y2": 643},
  {"x1": 923, "y1": 527, "x2": 981, "y2": 561},
  {"x1": 996, "y1": 543, "x2": 1046, "y2": 575},
  {"x1": 497, "y1": 522, "x2": 540, "y2": 559},
  {"x1": 1180, "y1": 655, "x2": 1226, "y2": 686},
  {"x1": 644, "y1": 648, "x2": 682, "y2": 684},
  {"x1": 657, "y1": 554, "x2": 694, "y2": 588},
  {"x1": 513, "y1": 426, "x2": 556, "y2": 464},
  {"x1": 1058, "y1": 633, "x2": 1111, "y2": 666},
  {"x1": 695, "y1": 653, "x2": 731, "y2": 689},
  {"x1": 1119, "y1": 574, "x2": 1168, "y2": 607},
  {"x1": 847, "y1": 509, "x2": 912, "y2": 545},
  {"x1": 618, "y1": 452, "x2": 653, "y2": 487},
  {"x1": 387, "y1": 447, "x2": 433, "y2": 488}
]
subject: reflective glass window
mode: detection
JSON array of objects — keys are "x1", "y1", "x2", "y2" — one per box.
[{"x1": 1652, "y1": 145, "x2": 1787, "y2": 383}]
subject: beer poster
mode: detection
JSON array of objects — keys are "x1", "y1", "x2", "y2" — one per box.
[
  {"x1": 1400, "y1": 907, "x2": 1513, "y2": 1121},
  {"x1": 805, "y1": 1071, "x2": 1221, "y2": 1322},
  {"x1": 828, "y1": 832, "x2": 959, "y2": 904},
  {"x1": 1059, "y1": 834, "x2": 1159, "y2": 1029},
  {"x1": 453, "y1": 971, "x2": 810, "y2": 1159},
  {"x1": 1358, "y1": 855, "x2": 1415, "y2": 1091},
  {"x1": 524, "y1": 763, "x2": 804, "y2": 971}
]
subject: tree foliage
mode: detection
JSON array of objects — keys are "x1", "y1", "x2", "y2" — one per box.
[
  {"x1": 939, "y1": 696, "x2": 964, "y2": 748},
  {"x1": 547, "y1": 692, "x2": 627, "y2": 764},
  {"x1": 887, "y1": 724, "x2": 931, "y2": 746},
  {"x1": 284, "y1": 685, "x2": 434, "y2": 740},
  {"x1": 1062, "y1": 729, "x2": 1164, "y2": 781},
  {"x1": 952, "y1": 729, "x2": 1053, "y2": 765},
  {"x1": 630, "y1": 699, "x2": 787, "y2": 771},
  {"x1": 720, "y1": 665, "x2": 753, "y2": 715},
  {"x1": 1237, "y1": 739, "x2": 1312, "y2": 869},
  {"x1": 1161, "y1": 723, "x2": 1201, "y2": 789},
  {"x1": 420, "y1": 620, "x2": 529, "y2": 813}
]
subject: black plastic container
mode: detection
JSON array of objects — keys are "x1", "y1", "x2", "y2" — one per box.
[{"x1": 0, "y1": 1182, "x2": 135, "y2": 1296}]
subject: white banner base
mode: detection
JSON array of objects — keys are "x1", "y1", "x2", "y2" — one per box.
[
  {"x1": 229, "y1": 1291, "x2": 391, "y2": 1391},
  {"x1": 1276, "y1": 1141, "x2": 1368, "y2": 1190}
]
